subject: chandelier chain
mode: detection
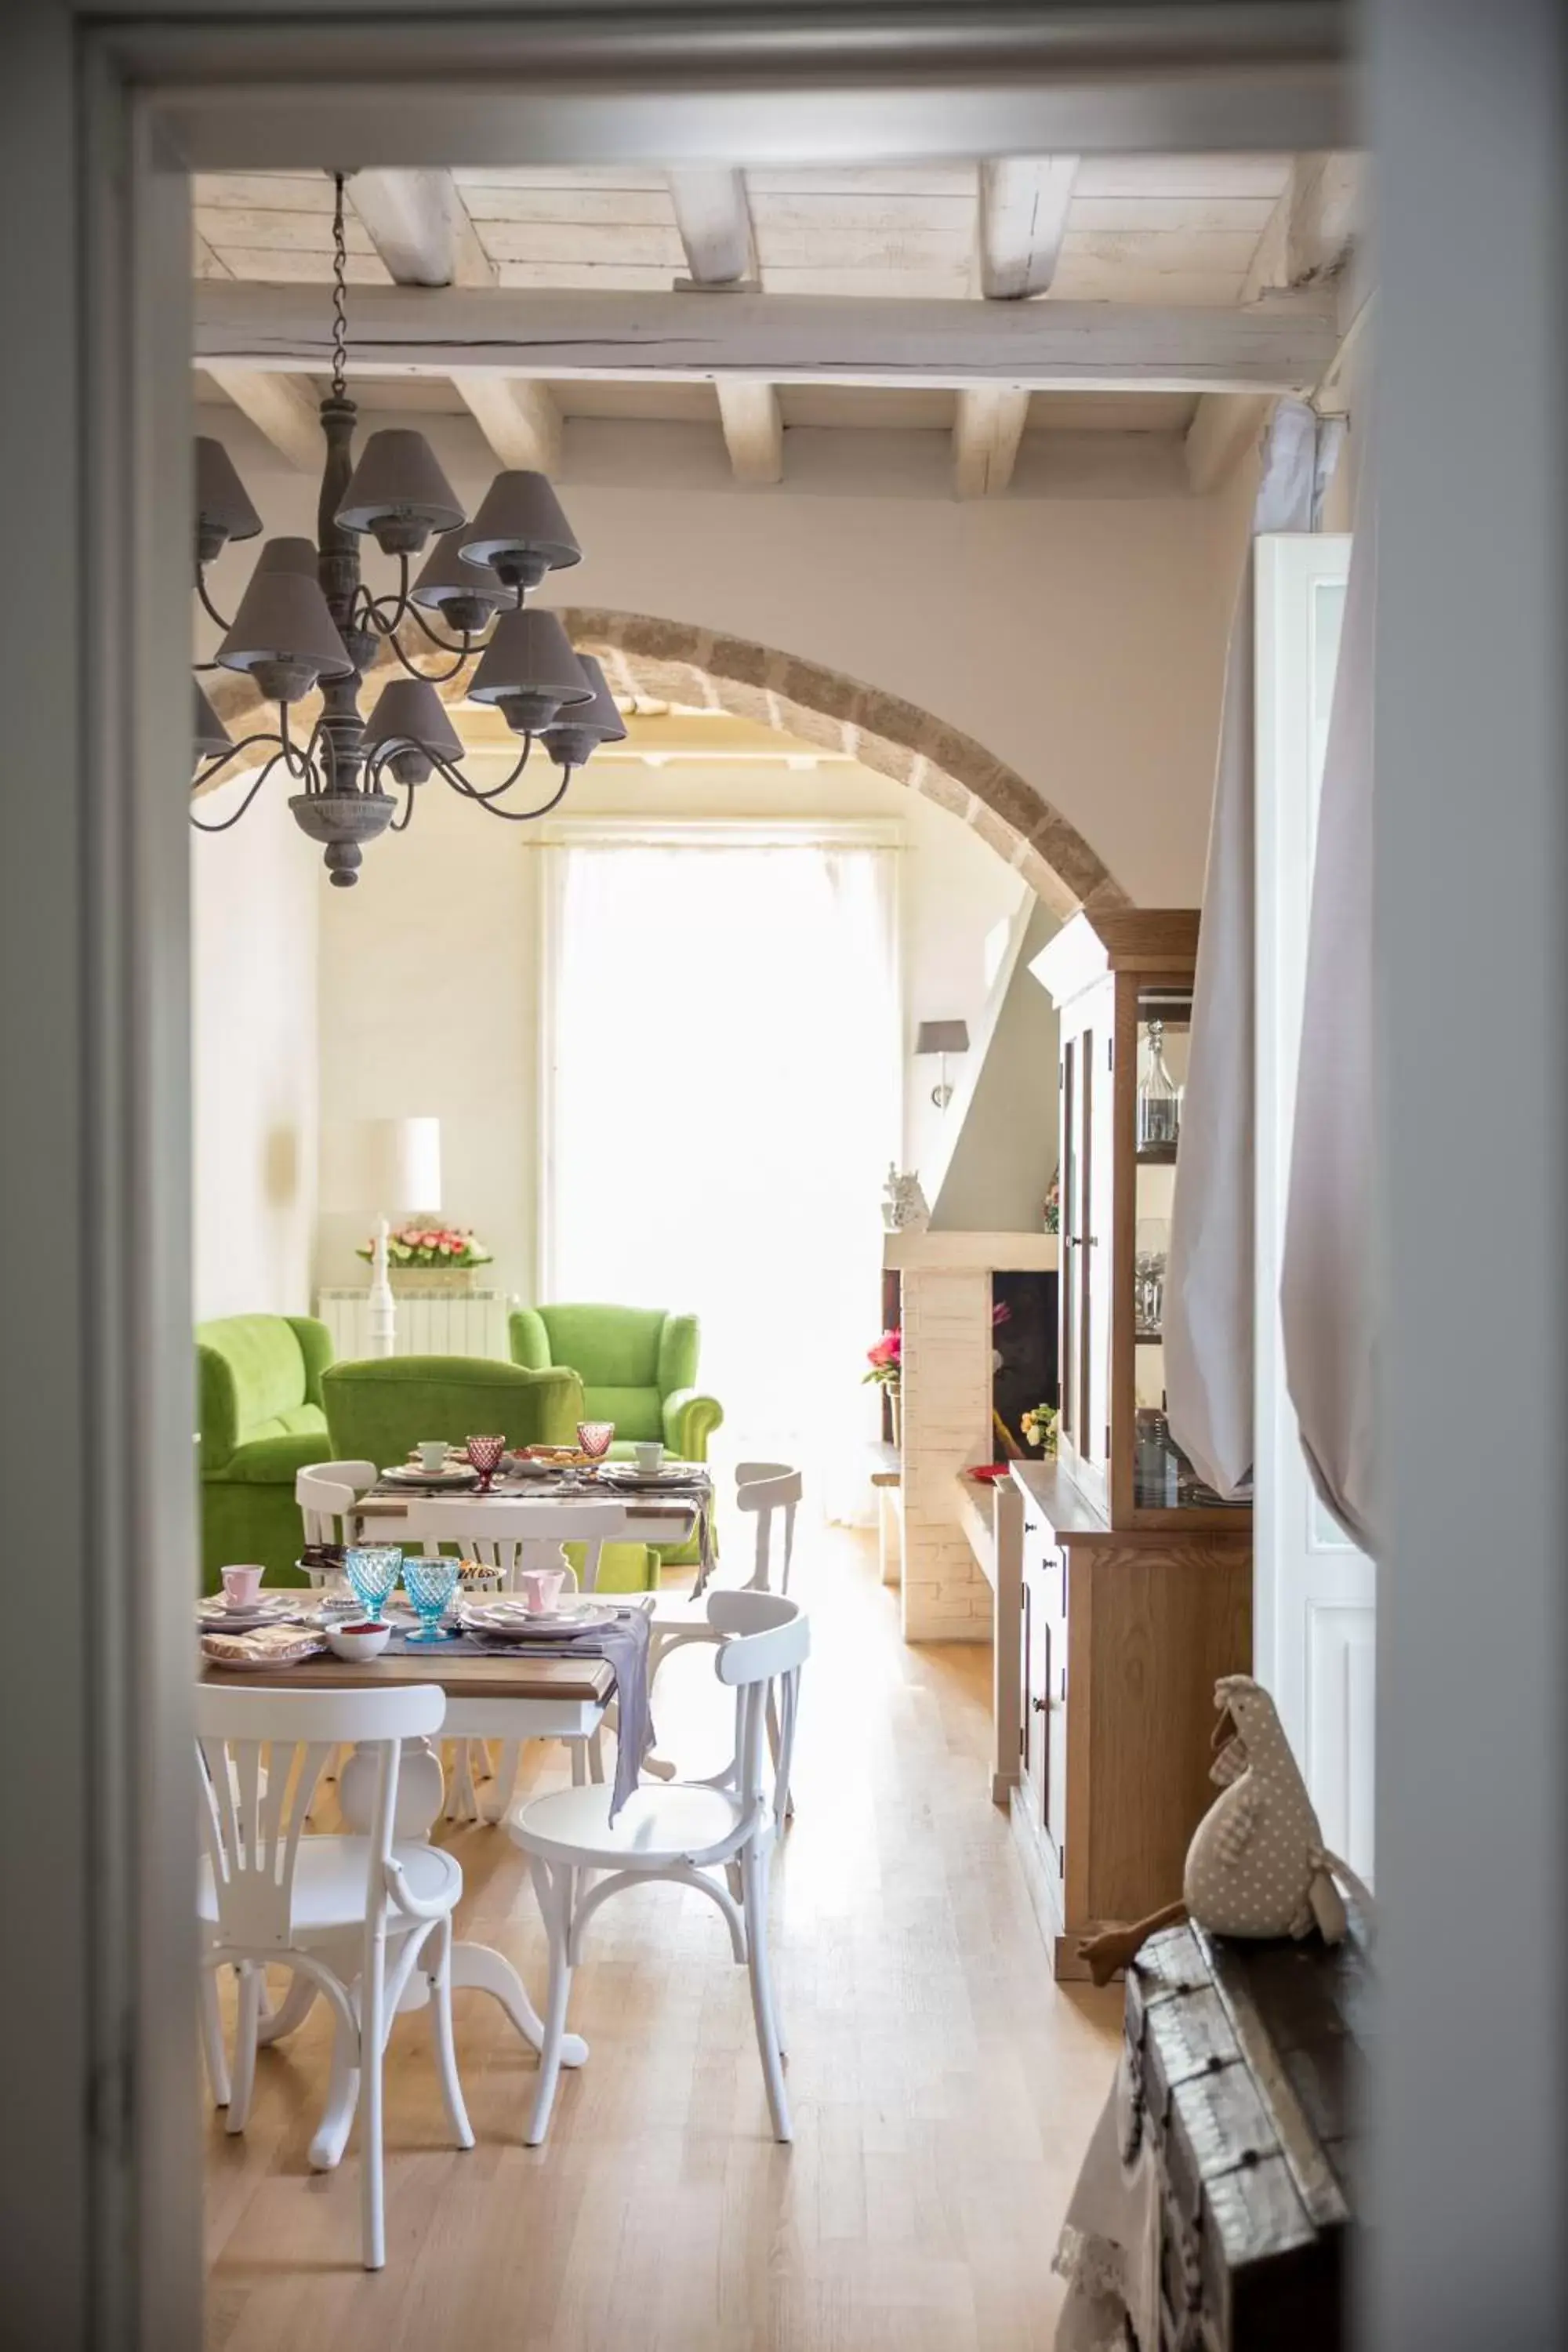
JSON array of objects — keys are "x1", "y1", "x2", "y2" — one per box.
[{"x1": 330, "y1": 172, "x2": 348, "y2": 400}]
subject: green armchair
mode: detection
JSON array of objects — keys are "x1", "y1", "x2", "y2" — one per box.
[
  {"x1": 508, "y1": 1305, "x2": 723, "y2": 1571},
  {"x1": 196, "y1": 1313, "x2": 336, "y2": 1593},
  {"x1": 322, "y1": 1352, "x2": 656, "y2": 1594}
]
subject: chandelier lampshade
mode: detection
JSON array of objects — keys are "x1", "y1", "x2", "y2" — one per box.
[
  {"x1": 539, "y1": 654, "x2": 628, "y2": 768},
  {"x1": 194, "y1": 681, "x2": 233, "y2": 763},
  {"x1": 253, "y1": 535, "x2": 321, "y2": 578},
  {"x1": 362, "y1": 677, "x2": 465, "y2": 782},
  {"x1": 467, "y1": 608, "x2": 593, "y2": 734},
  {"x1": 335, "y1": 429, "x2": 465, "y2": 554},
  {"x1": 189, "y1": 174, "x2": 604, "y2": 882},
  {"x1": 215, "y1": 554, "x2": 355, "y2": 703},
  {"x1": 194, "y1": 435, "x2": 262, "y2": 565},
  {"x1": 409, "y1": 528, "x2": 510, "y2": 632},
  {"x1": 459, "y1": 470, "x2": 581, "y2": 591}
]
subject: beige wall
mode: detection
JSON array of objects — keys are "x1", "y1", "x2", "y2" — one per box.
[
  {"x1": 312, "y1": 757, "x2": 1029, "y2": 1305},
  {"x1": 198, "y1": 405, "x2": 1247, "y2": 908},
  {"x1": 191, "y1": 771, "x2": 319, "y2": 1321}
]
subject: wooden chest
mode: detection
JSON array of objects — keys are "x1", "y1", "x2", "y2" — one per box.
[{"x1": 1125, "y1": 1919, "x2": 1368, "y2": 2351}]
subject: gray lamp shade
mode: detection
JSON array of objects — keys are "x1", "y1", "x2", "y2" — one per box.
[
  {"x1": 409, "y1": 527, "x2": 510, "y2": 631},
  {"x1": 195, "y1": 436, "x2": 261, "y2": 564},
  {"x1": 915, "y1": 1020, "x2": 970, "y2": 1056},
  {"x1": 539, "y1": 654, "x2": 628, "y2": 768},
  {"x1": 362, "y1": 677, "x2": 464, "y2": 783},
  {"x1": 335, "y1": 429, "x2": 465, "y2": 555},
  {"x1": 215, "y1": 551, "x2": 355, "y2": 704},
  {"x1": 252, "y1": 535, "x2": 320, "y2": 579},
  {"x1": 459, "y1": 470, "x2": 580, "y2": 592},
  {"x1": 467, "y1": 608, "x2": 593, "y2": 734},
  {"x1": 194, "y1": 681, "x2": 233, "y2": 763}
]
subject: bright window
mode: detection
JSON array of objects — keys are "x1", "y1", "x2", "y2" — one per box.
[{"x1": 543, "y1": 822, "x2": 902, "y2": 1514}]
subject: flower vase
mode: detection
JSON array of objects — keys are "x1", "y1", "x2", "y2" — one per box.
[{"x1": 887, "y1": 1383, "x2": 902, "y2": 1451}]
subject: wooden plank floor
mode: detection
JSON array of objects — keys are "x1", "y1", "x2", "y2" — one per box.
[{"x1": 203, "y1": 1526, "x2": 1120, "y2": 2350}]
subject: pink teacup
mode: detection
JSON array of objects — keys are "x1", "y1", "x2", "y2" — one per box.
[
  {"x1": 221, "y1": 1563, "x2": 264, "y2": 1610},
  {"x1": 518, "y1": 1567, "x2": 567, "y2": 1616}
]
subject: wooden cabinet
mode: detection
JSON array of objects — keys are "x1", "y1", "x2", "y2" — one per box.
[
  {"x1": 1013, "y1": 910, "x2": 1254, "y2": 1976},
  {"x1": 1013, "y1": 1461, "x2": 1252, "y2": 1976}
]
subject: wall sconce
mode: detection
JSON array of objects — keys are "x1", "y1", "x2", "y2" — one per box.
[{"x1": 916, "y1": 1019, "x2": 970, "y2": 1109}]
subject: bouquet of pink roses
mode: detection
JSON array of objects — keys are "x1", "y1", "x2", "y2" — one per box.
[
  {"x1": 862, "y1": 1327, "x2": 902, "y2": 1387},
  {"x1": 357, "y1": 1224, "x2": 493, "y2": 1269}
]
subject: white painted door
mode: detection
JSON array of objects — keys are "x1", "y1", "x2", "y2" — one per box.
[{"x1": 1254, "y1": 533, "x2": 1375, "y2": 1881}]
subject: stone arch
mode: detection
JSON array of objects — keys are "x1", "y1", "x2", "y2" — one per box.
[{"x1": 558, "y1": 609, "x2": 1127, "y2": 919}]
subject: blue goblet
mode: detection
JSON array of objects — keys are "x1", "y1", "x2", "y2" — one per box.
[
  {"x1": 403, "y1": 1553, "x2": 459, "y2": 1645},
  {"x1": 344, "y1": 1544, "x2": 402, "y2": 1624}
]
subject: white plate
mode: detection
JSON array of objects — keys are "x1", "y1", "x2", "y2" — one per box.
[
  {"x1": 379, "y1": 1464, "x2": 480, "y2": 1490},
  {"x1": 197, "y1": 1593, "x2": 304, "y2": 1630},
  {"x1": 459, "y1": 1600, "x2": 609, "y2": 1640}
]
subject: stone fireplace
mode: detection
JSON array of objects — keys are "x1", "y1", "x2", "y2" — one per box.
[{"x1": 883, "y1": 1229, "x2": 1059, "y2": 1642}]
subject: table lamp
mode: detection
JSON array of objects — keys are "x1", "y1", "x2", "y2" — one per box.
[{"x1": 321, "y1": 1116, "x2": 442, "y2": 1356}]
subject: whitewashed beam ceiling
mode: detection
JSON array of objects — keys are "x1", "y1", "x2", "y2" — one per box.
[
  {"x1": 666, "y1": 167, "x2": 784, "y2": 482},
  {"x1": 977, "y1": 158, "x2": 1079, "y2": 299},
  {"x1": 194, "y1": 281, "x2": 1336, "y2": 394}
]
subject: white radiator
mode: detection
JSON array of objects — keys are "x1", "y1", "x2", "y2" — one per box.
[{"x1": 316, "y1": 1287, "x2": 509, "y2": 1363}]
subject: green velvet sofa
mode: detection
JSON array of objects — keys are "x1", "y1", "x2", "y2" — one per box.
[
  {"x1": 508, "y1": 1304, "x2": 723, "y2": 1570},
  {"x1": 196, "y1": 1314, "x2": 336, "y2": 1593},
  {"x1": 321, "y1": 1352, "x2": 657, "y2": 1595}
]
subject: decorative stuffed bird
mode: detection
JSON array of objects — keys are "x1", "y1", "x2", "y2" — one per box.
[{"x1": 1080, "y1": 1675, "x2": 1371, "y2": 1986}]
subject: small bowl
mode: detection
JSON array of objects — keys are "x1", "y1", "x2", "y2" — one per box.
[{"x1": 326, "y1": 1621, "x2": 392, "y2": 1662}]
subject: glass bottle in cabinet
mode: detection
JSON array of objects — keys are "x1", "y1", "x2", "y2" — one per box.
[{"x1": 1031, "y1": 910, "x2": 1250, "y2": 1533}]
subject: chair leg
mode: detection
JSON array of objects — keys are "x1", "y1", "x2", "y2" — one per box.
[
  {"x1": 428, "y1": 1915, "x2": 474, "y2": 2151},
  {"x1": 199, "y1": 1965, "x2": 230, "y2": 2108},
  {"x1": 525, "y1": 1857, "x2": 576, "y2": 2147},
  {"x1": 741, "y1": 1844, "x2": 792, "y2": 2143},
  {"x1": 309, "y1": 2003, "x2": 361, "y2": 2173},
  {"x1": 587, "y1": 1730, "x2": 606, "y2": 1785},
  {"x1": 485, "y1": 1740, "x2": 522, "y2": 1824},
  {"x1": 568, "y1": 1741, "x2": 586, "y2": 1789},
  {"x1": 224, "y1": 1964, "x2": 262, "y2": 2135},
  {"x1": 255, "y1": 1967, "x2": 318, "y2": 2046},
  {"x1": 360, "y1": 1955, "x2": 387, "y2": 2270}
]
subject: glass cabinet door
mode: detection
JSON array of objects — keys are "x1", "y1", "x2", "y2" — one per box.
[{"x1": 1128, "y1": 982, "x2": 1194, "y2": 1509}]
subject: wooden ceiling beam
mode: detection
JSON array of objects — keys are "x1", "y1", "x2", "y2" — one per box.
[
  {"x1": 977, "y1": 158, "x2": 1079, "y2": 299},
  {"x1": 667, "y1": 167, "x2": 756, "y2": 289},
  {"x1": 194, "y1": 281, "x2": 1336, "y2": 395},
  {"x1": 200, "y1": 365, "x2": 321, "y2": 469},
  {"x1": 952, "y1": 387, "x2": 1029, "y2": 497},
  {"x1": 349, "y1": 167, "x2": 495, "y2": 290},
  {"x1": 714, "y1": 380, "x2": 782, "y2": 484},
  {"x1": 452, "y1": 372, "x2": 562, "y2": 474}
]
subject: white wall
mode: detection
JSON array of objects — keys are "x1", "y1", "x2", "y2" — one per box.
[
  {"x1": 190, "y1": 769, "x2": 320, "y2": 1320},
  {"x1": 198, "y1": 404, "x2": 1248, "y2": 907},
  {"x1": 313, "y1": 755, "x2": 1028, "y2": 1305}
]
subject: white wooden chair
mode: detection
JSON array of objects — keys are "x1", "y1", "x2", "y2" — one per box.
[
  {"x1": 296, "y1": 1458, "x2": 379, "y2": 1564},
  {"x1": 197, "y1": 1680, "x2": 473, "y2": 2270},
  {"x1": 391, "y1": 1492, "x2": 641, "y2": 1818},
  {"x1": 648, "y1": 1464, "x2": 804, "y2": 1816},
  {"x1": 509, "y1": 1588, "x2": 808, "y2": 2147}
]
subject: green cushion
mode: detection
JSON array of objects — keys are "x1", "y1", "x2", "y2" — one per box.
[
  {"x1": 580, "y1": 1385, "x2": 663, "y2": 1442},
  {"x1": 196, "y1": 1313, "x2": 335, "y2": 1468},
  {"x1": 323, "y1": 1354, "x2": 583, "y2": 1468},
  {"x1": 216, "y1": 1421, "x2": 330, "y2": 1484}
]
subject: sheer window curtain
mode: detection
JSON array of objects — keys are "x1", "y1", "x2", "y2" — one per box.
[{"x1": 542, "y1": 823, "x2": 902, "y2": 1522}]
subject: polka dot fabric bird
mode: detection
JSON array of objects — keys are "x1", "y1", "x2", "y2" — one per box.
[{"x1": 1185, "y1": 1676, "x2": 1347, "y2": 1943}]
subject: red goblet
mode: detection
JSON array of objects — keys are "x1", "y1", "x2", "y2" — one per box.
[
  {"x1": 466, "y1": 1432, "x2": 506, "y2": 1493},
  {"x1": 576, "y1": 1420, "x2": 615, "y2": 1466}
]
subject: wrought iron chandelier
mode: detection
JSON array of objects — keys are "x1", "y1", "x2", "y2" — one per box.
[{"x1": 191, "y1": 172, "x2": 624, "y2": 887}]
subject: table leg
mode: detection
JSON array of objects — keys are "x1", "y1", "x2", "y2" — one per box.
[{"x1": 448, "y1": 1942, "x2": 589, "y2": 2068}]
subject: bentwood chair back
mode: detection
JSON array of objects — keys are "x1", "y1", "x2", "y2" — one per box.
[
  {"x1": 196, "y1": 1679, "x2": 472, "y2": 2268},
  {"x1": 296, "y1": 1460, "x2": 378, "y2": 1563},
  {"x1": 733, "y1": 1461, "x2": 804, "y2": 1593}
]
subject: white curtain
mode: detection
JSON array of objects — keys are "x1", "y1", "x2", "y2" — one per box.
[
  {"x1": 1280, "y1": 463, "x2": 1377, "y2": 1552},
  {"x1": 1164, "y1": 400, "x2": 1325, "y2": 1500},
  {"x1": 543, "y1": 825, "x2": 901, "y2": 1519}
]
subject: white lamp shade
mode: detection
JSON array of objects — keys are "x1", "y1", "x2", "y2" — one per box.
[{"x1": 321, "y1": 1117, "x2": 442, "y2": 1214}]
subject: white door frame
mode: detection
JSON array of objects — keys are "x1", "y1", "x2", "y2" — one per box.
[
  {"x1": 19, "y1": 9, "x2": 1568, "y2": 2351},
  {"x1": 1253, "y1": 532, "x2": 1375, "y2": 1879}
]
